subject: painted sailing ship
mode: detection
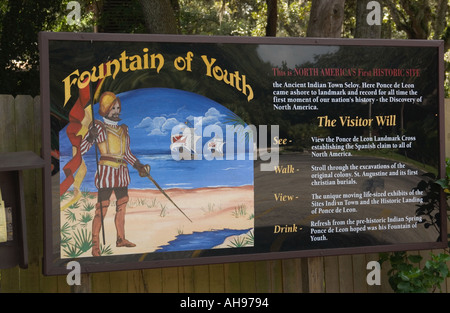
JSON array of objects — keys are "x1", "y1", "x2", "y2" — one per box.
[
  {"x1": 170, "y1": 127, "x2": 201, "y2": 159},
  {"x1": 206, "y1": 136, "x2": 225, "y2": 157}
]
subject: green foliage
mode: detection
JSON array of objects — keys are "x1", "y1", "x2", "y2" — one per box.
[
  {"x1": 178, "y1": 0, "x2": 262, "y2": 36},
  {"x1": 381, "y1": 158, "x2": 450, "y2": 293},
  {"x1": 100, "y1": 244, "x2": 114, "y2": 256},
  {"x1": 73, "y1": 227, "x2": 92, "y2": 253},
  {"x1": 0, "y1": 0, "x2": 95, "y2": 96},
  {"x1": 379, "y1": 251, "x2": 450, "y2": 293},
  {"x1": 417, "y1": 158, "x2": 450, "y2": 241},
  {"x1": 178, "y1": 0, "x2": 310, "y2": 37},
  {"x1": 60, "y1": 191, "x2": 96, "y2": 257},
  {"x1": 64, "y1": 208, "x2": 77, "y2": 223},
  {"x1": 79, "y1": 212, "x2": 93, "y2": 226},
  {"x1": 435, "y1": 158, "x2": 450, "y2": 196},
  {"x1": 413, "y1": 172, "x2": 444, "y2": 237},
  {"x1": 227, "y1": 230, "x2": 254, "y2": 248}
]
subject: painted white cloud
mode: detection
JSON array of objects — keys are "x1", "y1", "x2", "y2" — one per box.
[
  {"x1": 135, "y1": 107, "x2": 226, "y2": 136},
  {"x1": 135, "y1": 116, "x2": 183, "y2": 136},
  {"x1": 187, "y1": 107, "x2": 226, "y2": 128}
]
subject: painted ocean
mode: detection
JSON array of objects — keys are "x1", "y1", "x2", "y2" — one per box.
[{"x1": 60, "y1": 152, "x2": 254, "y2": 190}]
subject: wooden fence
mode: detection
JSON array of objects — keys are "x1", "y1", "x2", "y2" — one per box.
[{"x1": 0, "y1": 95, "x2": 449, "y2": 293}]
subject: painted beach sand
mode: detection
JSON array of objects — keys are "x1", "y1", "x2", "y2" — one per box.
[{"x1": 60, "y1": 185, "x2": 254, "y2": 258}]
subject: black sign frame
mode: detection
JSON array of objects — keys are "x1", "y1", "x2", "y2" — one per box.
[{"x1": 39, "y1": 32, "x2": 446, "y2": 275}]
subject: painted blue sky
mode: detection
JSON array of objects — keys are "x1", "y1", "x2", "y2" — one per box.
[{"x1": 60, "y1": 87, "x2": 247, "y2": 156}]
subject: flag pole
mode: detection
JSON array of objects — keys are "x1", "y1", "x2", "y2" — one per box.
[{"x1": 90, "y1": 83, "x2": 106, "y2": 245}]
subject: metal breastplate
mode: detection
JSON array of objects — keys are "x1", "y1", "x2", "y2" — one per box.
[{"x1": 98, "y1": 124, "x2": 127, "y2": 168}]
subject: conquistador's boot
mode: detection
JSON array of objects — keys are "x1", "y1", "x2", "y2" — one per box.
[
  {"x1": 115, "y1": 196, "x2": 136, "y2": 248},
  {"x1": 91, "y1": 200, "x2": 110, "y2": 257}
]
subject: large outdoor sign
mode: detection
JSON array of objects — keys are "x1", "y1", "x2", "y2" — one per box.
[{"x1": 39, "y1": 32, "x2": 446, "y2": 275}]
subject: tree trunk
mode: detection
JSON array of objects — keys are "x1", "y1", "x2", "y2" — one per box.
[
  {"x1": 304, "y1": 0, "x2": 345, "y2": 291},
  {"x1": 355, "y1": 0, "x2": 381, "y2": 38},
  {"x1": 384, "y1": 0, "x2": 431, "y2": 39},
  {"x1": 139, "y1": 0, "x2": 179, "y2": 34},
  {"x1": 265, "y1": 0, "x2": 277, "y2": 37},
  {"x1": 306, "y1": 0, "x2": 345, "y2": 38}
]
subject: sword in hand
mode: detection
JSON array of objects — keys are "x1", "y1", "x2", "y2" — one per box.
[{"x1": 135, "y1": 162, "x2": 193, "y2": 223}]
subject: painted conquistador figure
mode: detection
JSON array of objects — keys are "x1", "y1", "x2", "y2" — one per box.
[{"x1": 81, "y1": 91, "x2": 149, "y2": 257}]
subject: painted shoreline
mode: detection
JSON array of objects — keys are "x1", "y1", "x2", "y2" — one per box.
[{"x1": 60, "y1": 185, "x2": 254, "y2": 258}]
